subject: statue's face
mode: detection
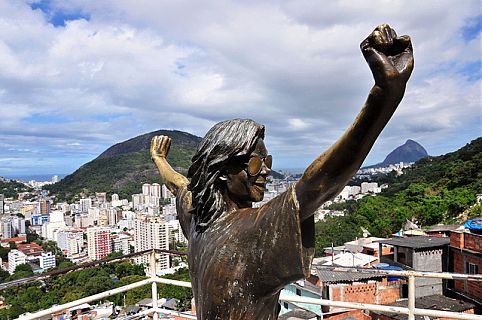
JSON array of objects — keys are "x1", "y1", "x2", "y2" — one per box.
[{"x1": 225, "y1": 138, "x2": 272, "y2": 206}]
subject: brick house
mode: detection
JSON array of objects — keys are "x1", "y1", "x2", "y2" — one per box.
[{"x1": 449, "y1": 226, "x2": 481, "y2": 309}]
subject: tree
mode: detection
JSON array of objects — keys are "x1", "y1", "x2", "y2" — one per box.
[
  {"x1": 0, "y1": 247, "x2": 10, "y2": 260},
  {"x1": 315, "y1": 216, "x2": 361, "y2": 256},
  {"x1": 0, "y1": 269, "x2": 10, "y2": 283},
  {"x1": 8, "y1": 241, "x2": 17, "y2": 249},
  {"x1": 14, "y1": 263, "x2": 32, "y2": 273},
  {"x1": 26, "y1": 232, "x2": 39, "y2": 243}
]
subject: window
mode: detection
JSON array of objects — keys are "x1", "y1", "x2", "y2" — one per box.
[
  {"x1": 465, "y1": 262, "x2": 479, "y2": 274},
  {"x1": 296, "y1": 288, "x2": 301, "y2": 296},
  {"x1": 283, "y1": 302, "x2": 289, "y2": 309}
]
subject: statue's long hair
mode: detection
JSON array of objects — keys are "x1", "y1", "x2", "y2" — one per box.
[{"x1": 187, "y1": 119, "x2": 265, "y2": 232}]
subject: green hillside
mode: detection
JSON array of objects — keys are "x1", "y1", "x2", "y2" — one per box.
[
  {"x1": 315, "y1": 137, "x2": 482, "y2": 256},
  {"x1": 0, "y1": 178, "x2": 32, "y2": 199},
  {"x1": 46, "y1": 130, "x2": 201, "y2": 201},
  {"x1": 46, "y1": 129, "x2": 285, "y2": 201}
]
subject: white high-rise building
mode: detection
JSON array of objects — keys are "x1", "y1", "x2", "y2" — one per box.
[
  {"x1": 111, "y1": 194, "x2": 119, "y2": 202},
  {"x1": 132, "y1": 194, "x2": 144, "y2": 210},
  {"x1": 161, "y1": 185, "x2": 174, "y2": 199},
  {"x1": 8, "y1": 250, "x2": 26, "y2": 274},
  {"x1": 142, "y1": 184, "x2": 151, "y2": 196},
  {"x1": 1, "y1": 219, "x2": 12, "y2": 239},
  {"x1": 150, "y1": 183, "x2": 161, "y2": 198},
  {"x1": 39, "y1": 252, "x2": 56, "y2": 270},
  {"x1": 57, "y1": 229, "x2": 84, "y2": 256},
  {"x1": 134, "y1": 215, "x2": 170, "y2": 274},
  {"x1": 108, "y1": 208, "x2": 119, "y2": 226},
  {"x1": 51, "y1": 175, "x2": 60, "y2": 183},
  {"x1": 168, "y1": 219, "x2": 188, "y2": 245},
  {"x1": 112, "y1": 234, "x2": 130, "y2": 255},
  {"x1": 80, "y1": 198, "x2": 92, "y2": 213},
  {"x1": 87, "y1": 227, "x2": 112, "y2": 261},
  {"x1": 361, "y1": 182, "x2": 378, "y2": 194},
  {"x1": 0, "y1": 194, "x2": 4, "y2": 215}
]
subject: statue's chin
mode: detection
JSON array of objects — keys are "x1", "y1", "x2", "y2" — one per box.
[{"x1": 250, "y1": 188, "x2": 265, "y2": 203}]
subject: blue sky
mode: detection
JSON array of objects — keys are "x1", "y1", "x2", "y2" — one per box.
[{"x1": 0, "y1": 1, "x2": 480, "y2": 177}]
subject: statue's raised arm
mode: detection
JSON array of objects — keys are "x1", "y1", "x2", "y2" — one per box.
[
  {"x1": 296, "y1": 24, "x2": 414, "y2": 221},
  {"x1": 150, "y1": 135, "x2": 189, "y2": 195}
]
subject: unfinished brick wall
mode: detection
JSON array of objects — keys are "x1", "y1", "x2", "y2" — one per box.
[
  {"x1": 324, "y1": 309, "x2": 370, "y2": 320},
  {"x1": 329, "y1": 278, "x2": 403, "y2": 306},
  {"x1": 450, "y1": 231, "x2": 482, "y2": 299}
]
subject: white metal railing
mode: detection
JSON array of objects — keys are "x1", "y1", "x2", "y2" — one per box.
[{"x1": 17, "y1": 250, "x2": 482, "y2": 320}]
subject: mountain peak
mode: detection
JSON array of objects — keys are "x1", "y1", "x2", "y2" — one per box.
[{"x1": 381, "y1": 139, "x2": 428, "y2": 166}]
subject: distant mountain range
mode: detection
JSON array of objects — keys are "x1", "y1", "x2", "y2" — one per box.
[{"x1": 364, "y1": 139, "x2": 428, "y2": 169}]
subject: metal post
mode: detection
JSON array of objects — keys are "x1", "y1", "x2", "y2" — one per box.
[
  {"x1": 151, "y1": 250, "x2": 159, "y2": 320},
  {"x1": 408, "y1": 274, "x2": 415, "y2": 320}
]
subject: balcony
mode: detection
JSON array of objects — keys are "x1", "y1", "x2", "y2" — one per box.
[{"x1": 3, "y1": 249, "x2": 480, "y2": 320}]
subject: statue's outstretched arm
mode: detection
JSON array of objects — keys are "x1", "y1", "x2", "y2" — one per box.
[
  {"x1": 150, "y1": 135, "x2": 190, "y2": 194},
  {"x1": 296, "y1": 24, "x2": 414, "y2": 221}
]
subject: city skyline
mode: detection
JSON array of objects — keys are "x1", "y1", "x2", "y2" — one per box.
[{"x1": 0, "y1": 0, "x2": 480, "y2": 176}]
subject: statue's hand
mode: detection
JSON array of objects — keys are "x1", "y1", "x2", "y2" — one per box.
[
  {"x1": 150, "y1": 135, "x2": 171, "y2": 160},
  {"x1": 361, "y1": 24, "x2": 414, "y2": 89}
]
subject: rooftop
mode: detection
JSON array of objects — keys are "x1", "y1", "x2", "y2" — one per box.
[
  {"x1": 376, "y1": 236, "x2": 450, "y2": 249},
  {"x1": 315, "y1": 268, "x2": 384, "y2": 284},
  {"x1": 371, "y1": 294, "x2": 475, "y2": 320},
  {"x1": 321, "y1": 252, "x2": 377, "y2": 267},
  {"x1": 425, "y1": 224, "x2": 462, "y2": 232}
]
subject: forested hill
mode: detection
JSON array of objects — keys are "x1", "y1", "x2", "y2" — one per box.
[
  {"x1": 315, "y1": 137, "x2": 482, "y2": 256},
  {"x1": 46, "y1": 129, "x2": 285, "y2": 202},
  {"x1": 385, "y1": 137, "x2": 482, "y2": 195},
  {"x1": 46, "y1": 130, "x2": 202, "y2": 201}
]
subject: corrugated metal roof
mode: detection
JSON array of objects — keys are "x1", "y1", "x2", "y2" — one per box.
[
  {"x1": 315, "y1": 268, "x2": 383, "y2": 283},
  {"x1": 376, "y1": 236, "x2": 450, "y2": 249}
]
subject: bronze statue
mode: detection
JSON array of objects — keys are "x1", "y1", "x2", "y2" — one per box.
[{"x1": 150, "y1": 24, "x2": 413, "y2": 320}]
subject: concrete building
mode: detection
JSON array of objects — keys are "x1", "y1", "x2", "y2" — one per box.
[
  {"x1": 80, "y1": 198, "x2": 92, "y2": 213},
  {"x1": 376, "y1": 236, "x2": 450, "y2": 297},
  {"x1": 8, "y1": 250, "x2": 27, "y2": 274},
  {"x1": 112, "y1": 233, "x2": 130, "y2": 255},
  {"x1": 161, "y1": 184, "x2": 174, "y2": 199},
  {"x1": 39, "y1": 199, "x2": 51, "y2": 214},
  {"x1": 168, "y1": 219, "x2": 188, "y2": 245},
  {"x1": 1, "y1": 218, "x2": 13, "y2": 239},
  {"x1": 87, "y1": 227, "x2": 112, "y2": 261},
  {"x1": 96, "y1": 192, "x2": 107, "y2": 205},
  {"x1": 132, "y1": 194, "x2": 144, "y2": 210},
  {"x1": 31, "y1": 213, "x2": 50, "y2": 225},
  {"x1": 57, "y1": 229, "x2": 84, "y2": 256},
  {"x1": 39, "y1": 252, "x2": 56, "y2": 270},
  {"x1": 361, "y1": 182, "x2": 379, "y2": 194},
  {"x1": 0, "y1": 194, "x2": 4, "y2": 215},
  {"x1": 134, "y1": 215, "x2": 170, "y2": 274}
]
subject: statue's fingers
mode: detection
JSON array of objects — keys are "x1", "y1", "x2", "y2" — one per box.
[
  {"x1": 395, "y1": 35, "x2": 412, "y2": 53},
  {"x1": 371, "y1": 30, "x2": 385, "y2": 47}
]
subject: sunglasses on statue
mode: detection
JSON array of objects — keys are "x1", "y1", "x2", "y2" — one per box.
[{"x1": 246, "y1": 155, "x2": 272, "y2": 176}]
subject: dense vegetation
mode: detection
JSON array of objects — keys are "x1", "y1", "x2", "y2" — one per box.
[
  {"x1": 46, "y1": 130, "x2": 201, "y2": 201},
  {"x1": 0, "y1": 262, "x2": 191, "y2": 319},
  {"x1": 315, "y1": 137, "x2": 482, "y2": 256},
  {"x1": 0, "y1": 178, "x2": 32, "y2": 199}
]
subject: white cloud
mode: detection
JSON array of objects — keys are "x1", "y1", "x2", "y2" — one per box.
[{"x1": 0, "y1": 0, "x2": 480, "y2": 174}]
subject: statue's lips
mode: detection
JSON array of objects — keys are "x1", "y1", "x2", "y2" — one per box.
[{"x1": 253, "y1": 180, "x2": 266, "y2": 188}]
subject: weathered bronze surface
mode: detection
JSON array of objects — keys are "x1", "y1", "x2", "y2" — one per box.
[{"x1": 150, "y1": 24, "x2": 413, "y2": 320}]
